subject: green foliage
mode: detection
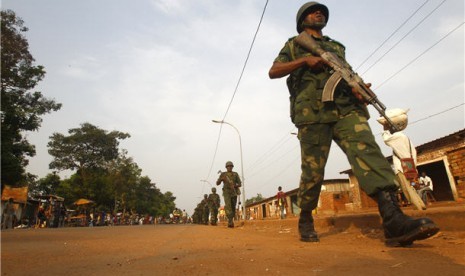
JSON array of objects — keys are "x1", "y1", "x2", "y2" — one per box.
[
  {"x1": 29, "y1": 172, "x2": 61, "y2": 196},
  {"x1": 1, "y1": 10, "x2": 61, "y2": 186},
  {"x1": 48, "y1": 123, "x2": 130, "y2": 171},
  {"x1": 45, "y1": 124, "x2": 175, "y2": 216},
  {"x1": 246, "y1": 193, "x2": 264, "y2": 205}
]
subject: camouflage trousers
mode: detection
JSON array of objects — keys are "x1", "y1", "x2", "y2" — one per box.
[
  {"x1": 209, "y1": 205, "x2": 219, "y2": 224},
  {"x1": 203, "y1": 207, "x2": 210, "y2": 224},
  {"x1": 223, "y1": 191, "x2": 237, "y2": 220},
  {"x1": 297, "y1": 111, "x2": 398, "y2": 211}
]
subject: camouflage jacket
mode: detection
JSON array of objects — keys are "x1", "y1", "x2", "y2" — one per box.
[
  {"x1": 217, "y1": 171, "x2": 241, "y2": 195},
  {"x1": 274, "y1": 35, "x2": 369, "y2": 126},
  {"x1": 207, "y1": 193, "x2": 221, "y2": 208}
]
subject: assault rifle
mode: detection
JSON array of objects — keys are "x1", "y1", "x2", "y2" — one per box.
[{"x1": 295, "y1": 32, "x2": 400, "y2": 133}]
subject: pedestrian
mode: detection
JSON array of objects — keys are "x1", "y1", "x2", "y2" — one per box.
[
  {"x1": 59, "y1": 204, "x2": 67, "y2": 227},
  {"x1": 216, "y1": 161, "x2": 242, "y2": 228},
  {"x1": 276, "y1": 186, "x2": 287, "y2": 219},
  {"x1": 418, "y1": 172, "x2": 434, "y2": 204},
  {"x1": 36, "y1": 206, "x2": 47, "y2": 228},
  {"x1": 2, "y1": 198, "x2": 16, "y2": 230},
  {"x1": 377, "y1": 108, "x2": 426, "y2": 210},
  {"x1": 268, "y1": 2, "x2": 438, "y2": 246},
  {"x1": 182, "y1": 209, "x2": 188, "y2": 224},
  {"x1": 208, "y1": 187, "x2": 221, "y2": 225}
]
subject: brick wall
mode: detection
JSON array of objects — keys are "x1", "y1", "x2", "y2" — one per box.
[
  {"x1": 318, "y1": 191, "x2": 351, "y2": 214},
  {"x1": 447, "y1": 147, "x2": 465, "y2": 199}
]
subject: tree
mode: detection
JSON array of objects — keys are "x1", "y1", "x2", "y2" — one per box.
[
  {"x1": 47, "y1": 123, "x2": 130, "y2": 206},
  {"x1": 1, "y1": 10, "x2": 62, "y2": 186},
  {"x1": 246, "y1": 193, "x2": 264, "y2": 205},
  {"x1": 29, "y1": 172, "x2": 61, "y2": 196},
  {"x1": 48, "y1": 123, "x2": 130, "y2": 171}
]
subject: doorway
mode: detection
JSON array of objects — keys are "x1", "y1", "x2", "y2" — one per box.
[{"x1": 417, "y1": 160, "x2": 455, "y2": 201}]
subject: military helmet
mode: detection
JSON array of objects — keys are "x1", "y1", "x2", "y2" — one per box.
[
  {"x1": 376, "y1": 108, "x2": 409, "y2": 131},
  {"x1": 225, "y1": 161, "x2": 234, "y2": 168},
  {"x1": 296, "y1": 2, "x2": 329, "y2": 33}
]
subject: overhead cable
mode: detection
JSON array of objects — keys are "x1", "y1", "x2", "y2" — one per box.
[
  {"x1": 361, "y1": 0, "x2": 447, "y2": 76},
  {"x1": 355, "y1": 0, "x2": 430, "y2": 71},
  {"x1": 374, "y1": 21, "x2": 464, "y2": 90},
  {"x1": 203, "y1": 0, "x2": 269, "y2": 182}
]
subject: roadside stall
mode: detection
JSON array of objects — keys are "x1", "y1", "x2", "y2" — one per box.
[
  {"x1": 68, "y1": 198, "x2": 94, "y2": 227},
  {"x1": 1, "y1": 185, "x2": 29, "y2": 229}
]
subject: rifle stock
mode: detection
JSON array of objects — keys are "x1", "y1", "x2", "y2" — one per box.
[{"x1": 295, "y1": 32, "x2": 399, "y2": 132}]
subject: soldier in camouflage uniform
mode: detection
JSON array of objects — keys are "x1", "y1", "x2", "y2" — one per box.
[
  {"x1": 207, "y1": 187, "x2": 221, "y2": 225},
  {"x1": 201, "y1": 194, "x2": 209, "y2": 225},
  {"x1": 269, "y1": 2, "x2": 438, "y2": 246},
  {"x1": 216, "y1": 161, "x2": 241, "y2": 228}
]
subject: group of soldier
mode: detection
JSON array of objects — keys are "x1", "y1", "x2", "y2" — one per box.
[
  {"x1": 192, "y1": 160, "x2": 242, "y2": 227},
  {"x1": 192, "y1": 187, "x2": 221, "y2": 225}
]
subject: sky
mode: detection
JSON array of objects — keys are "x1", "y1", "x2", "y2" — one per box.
[{"x1": 3, "y1": 0, "x2": 464, "y2": 214}]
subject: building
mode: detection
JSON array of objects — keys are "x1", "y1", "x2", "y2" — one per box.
[{"x1": 247, "y1": 179, "x2": 350, "y2": 220}]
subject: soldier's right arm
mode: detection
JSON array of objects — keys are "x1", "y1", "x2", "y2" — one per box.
[
  {"x1": 269, "y1": 57, "x2": 325, "y2": 79},
  {"x1": 216, "y1": 173, "x2": 224, "y2": 186}
]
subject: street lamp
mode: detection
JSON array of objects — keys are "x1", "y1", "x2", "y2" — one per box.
[
  {"x1": 200, "y1": 179, "x2": 212, "y2": 187},
  {"x1": 212, "y1": 119, "x2": 246, "y2": 221}
]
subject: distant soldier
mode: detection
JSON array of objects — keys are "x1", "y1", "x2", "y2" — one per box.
[
  {"x1": 201, "y1": 194, "x2": 209, "y2": 225},
  {"x1": 208, "y1": 187, "x2": 221, "y2": 225},
  {"x1": 216, "y1": 161, "x2": 242, "y2": 228},
  {"x1": 193, "y1": 203, "x2": 202, "y2": 224}
]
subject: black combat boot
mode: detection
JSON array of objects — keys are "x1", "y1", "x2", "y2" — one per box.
[
  {"x1": 227, "y1": 217, "x2": 234, "y2": 228},
  {"x1": 375, "y1": 190, "x2": 439, "y2": 247},
  {"x1": 299, "y1": 210, "x2": 319, "y2": 242}
]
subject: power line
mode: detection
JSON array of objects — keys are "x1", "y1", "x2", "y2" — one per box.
[
  {"x1": 361, "y1": 0, "x2": 447, "y2": 76},
  {"x1": 374, "y1": 21, "x2": 464, "y2": 90},
  {"x1": 203, "y1": 0, "x2": 269, "y2": 182},
  {"x1": 355, "y1": 0, "x2": 430, "y2": 71},
  {"x1": 247, "y1": 143, "x2": 299, "y2": 179},
  {"x1": 246, "y1": 127, "x2": 295, "y2": 174},
  {"x1": 410, "y1": 103, "x2": 464, "y2": 125}
]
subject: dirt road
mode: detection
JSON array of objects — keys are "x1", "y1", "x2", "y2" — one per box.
[{"x1": 2, "y1": 216, "x2": 465, "y2": 276}]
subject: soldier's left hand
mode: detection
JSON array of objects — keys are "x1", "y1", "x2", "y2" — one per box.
[{"x1": 351, "y1": 83, "x2": 371, "y2": 104}]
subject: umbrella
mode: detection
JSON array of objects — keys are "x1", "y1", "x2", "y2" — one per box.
[{"x1": 73, "y1": 198, "x2": 94, "y2": 206}]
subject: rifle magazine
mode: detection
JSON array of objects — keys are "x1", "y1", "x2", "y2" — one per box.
[{"x1": 322, "y1": 72, "x2": 342, "y2": 102}]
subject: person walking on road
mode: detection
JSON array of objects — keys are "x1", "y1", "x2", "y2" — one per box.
[
  {"x1": 208, "y1": 187, "x2": 221, "y2": 225},
  {"x1": 268, "y1": 1, "x2": 438, "y2": 246},
  {"x1": 216, "y1": 161, "x2": 242, "y2": 228},
  {"x1": 377, "y1": 108, "x2": 426, "y2": 211},
  {"x1": 276, "y1": 186, "x2": 288, "y2": 219}
]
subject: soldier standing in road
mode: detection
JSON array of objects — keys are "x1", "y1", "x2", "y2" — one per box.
[
  {"x1": 268, "y1": 2, "x2": 438, "y2": 246},
  {"x1": 208, "y1": 187, "x2": 221, "y2": 225},
  {"x1": 216, "y1": 161, "x2": 242, "y2": 228}
]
